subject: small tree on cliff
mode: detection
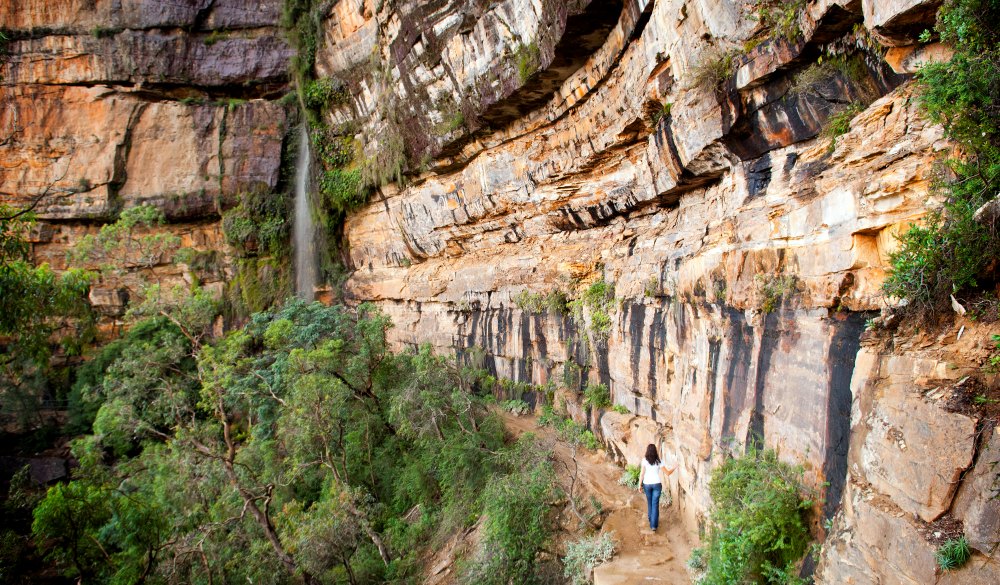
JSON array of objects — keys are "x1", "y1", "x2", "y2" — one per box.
[{"x1": 0, "y1": 203, "x2": 94, "y2": 430}]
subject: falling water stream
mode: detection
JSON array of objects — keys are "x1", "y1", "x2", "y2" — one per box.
[{"x1": 294, "y1": 125, "x2": 317, "y2": 300}]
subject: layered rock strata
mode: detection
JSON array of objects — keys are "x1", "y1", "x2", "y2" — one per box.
[
  {"x1": 1, "y1": 0, "x2": 294, "y2": 317},
  {"x1": 328, "y1": 0, "x2": 1000, "y2": 582},
  {"x1": 4, "y1": 0, "x2": 1000, "y2": 582}
]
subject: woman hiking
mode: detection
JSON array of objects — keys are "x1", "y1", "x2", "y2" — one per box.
[{"x1": 637, "y1": 443, "x2": 675, "y2": 531}]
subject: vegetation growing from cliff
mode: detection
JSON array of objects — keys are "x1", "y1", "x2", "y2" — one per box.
[
  {"x1": 691, "y1": 48, "x2": 741, "y2": 90},
  {"x1": 690, "y1": 449, "x2": 813, "y2": 585},
  {"x1": 32, "y1": 301, "x2": 564, "y2": 584},
  {"x1": 582, "y1": 382, "x2": 611, "y2": 410},
  {"x1": 935, "y1": 536, "x2": 972, "y2": 570},
  {"x1": 884, "y1": 0, "x2": 1000, "y2": 313},
  {"x1": 514, "y1": 289, "x2": 570, "y2": 315},
  {"x1": 754, "y1": 274, "x2": 797, "y2": 313},
  {"x1": 70, "y1": 205, "x2": 181, "y2": 279},
  {"x1": 1, "y1": 205, "x2": 95, "y2": 431},
  {"x1": 569, "y1": 279, "x2": 616, "y2": 342},
  {"x1": 751, "y1": 0, "x2": 806, "y2": 43}
]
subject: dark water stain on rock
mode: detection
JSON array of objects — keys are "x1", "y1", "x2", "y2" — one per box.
[
  {"x1": 746, "y1": 152, "x2": 772, "y2": 198},
  {"x1": 647, "y1": 304, "x2": 668, "y2": 401},
  {"x1": 627, "y1": 301, "x2": 646, "y2": 387},
  {"x1": 746, "y1": 310, "x2": 781, "y2": 450},
  {"x1": 706, "y1": 337, "x2": 723, "y2": 458},
  {"x1": 721, "y1": 308, "x2": 754, "y2": 443},
  {"x1": 822, "y1": 311, "x2": 867, "y2": 521}
]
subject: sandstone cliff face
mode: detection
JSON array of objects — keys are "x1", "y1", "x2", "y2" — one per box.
[
  {"x1": 1, "y1": 0, "x2": 293, "y2": 316},
  {"x1": 322, "y1": 0, "x2": 999, "y2": 581},
  {"x1": 4, "y1": 0, "x2": 999, "y2": 582}
]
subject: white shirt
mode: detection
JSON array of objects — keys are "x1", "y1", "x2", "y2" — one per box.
[{"x1": 641, "y1": 459, "x2": 666, "y2": 485}]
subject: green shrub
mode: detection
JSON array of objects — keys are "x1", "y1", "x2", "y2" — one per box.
[
  {"x1": 583, "y1": 383, "x2": 611, "y2": 410},
  {"x1": 884, "y1": 0, "x2": 1000, "y2": 311},
  {"x1": 90, "y1": 26, "x2": 117, "y2": 38},
  {"x1": 320, "y1": 168, "x2": 365, "y2": 212},
  {"x1": 644, "y1": 276, "x2": 659, "y2": 297},
  {"x1": 984, "y1": 333, "x2": 1000, "y2": 373},
  {"x1": 618, "y1": 465, "x2": 641, "y2": 490},
  {"x1": 612, "y1": 404, "x2": 629, "y2": 415},
  {"x1": 791, "y1": 54, "x2": 876, "y2": 101},
  {"x1": 687, "y1": 546, "x2": 707, "y2": 571},
  {"x1": 821, "y1": 102, "x2": 864, "y2": 152},
  {"x1": 515, "y1": 289, "x2": 570, "y2": 315},
  {"x1": 310, "y1": 125, "x2": 355, "y2": 168},
  {"x1": 514, "y1": 290, "x2": 545, "y2": 313},
  {"x1": 752, "y1": 0, "x2": 806, "y2": 42},
  {"x1": 203, "y1": 29, "x2": 229, "y2": 46},
  {"x1": 501, "y1": 399, "x2": 531, "y2": 416},
  {"x1": 935, "y1": 537, "x2": 972, "y2": 570},
  {"x1": 563, "y1": 532, "x2": 617, "y2": 585},
  {"x1": 303, "y1": 77, "x2": 348, "y2": 111},
  {"x1": 222, "y1": 189, "x2": 290, "y2": 257},
  {"x1": 754, "y1": 274, "x2": 796, "y2": 313},
  {"x1": 695, "y1": 449, "x2": 813, "y2": 585},
  {"x1": 569, "y1": 279, "x2": 617, "y2": 342},
  {"x1": 883, "y1": 200, "x2": 995, "y2": 310},
  {"x1": 545, "y1": 290, "x2": 570, "y2": 315},
  {"x1": 465, "y1": 436, "x2": 557, "y2": 584},
  {"x1": 282, "y1": 0, "x2": 322, "y2": 88}
]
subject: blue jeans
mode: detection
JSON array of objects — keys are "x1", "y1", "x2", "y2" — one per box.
[{"x1": 643, "y1": 483, "x2": 662, "y2": 530}]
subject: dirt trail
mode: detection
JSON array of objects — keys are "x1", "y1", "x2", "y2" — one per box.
[{"x1": 501, "y1": 414, "x2": 694, "y2": 584}]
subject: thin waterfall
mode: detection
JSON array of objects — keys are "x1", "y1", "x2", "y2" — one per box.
[{"x1": 294, "y1": 125, "x2": 317, "y2": 300}]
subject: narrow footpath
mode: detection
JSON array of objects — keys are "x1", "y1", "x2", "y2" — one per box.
[{"x1": 501, "y1": 413, "x2": 694, "y2": 584}]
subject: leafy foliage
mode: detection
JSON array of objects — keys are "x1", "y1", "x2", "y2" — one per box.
[
  {"x1": 820, "y1": 102, "x2": 865, "y2": 151},
  {"x1": 464, "y1": 435, "x2": 558, "y2": 584},
  {"x1": 568, "y1": 280, "x2": 616, "y2": 342},
  {"x1": 282, "y1": 0, "x2": 323, "y2": 100},
  {"x1": 320, "y1": 168, "x2": 365, "y2": 213},
  {"x1": 563, "y1": 532, "x2": 617, "y2": 585},
  {"x1": 884, "y1": 0, "x2": 1000, "y2": 311},
  {"x1": 753, "y1": 274, "x2": 796, "y2": 314},
  {"x1": 514, "y1": 289, "x2": 570, "y2": 315},
  {"x1": 540, "y1": 413, "x2": 601, "y2": 452},
  {"x1": 70, "y1": 205, "x2": 180, "y2": 276},
  {"x1": 693, "y1": 449, "x2": 813, "y2": 585},
  {"x1": 582, "y1": 382, "x2": 611, "y2": 410},
  {"x1": 751, "y1": 0, "x2": 806, "y2": 42},
  {"x1": 618, "y1": 464, "x2": 641, "y2": 490},
  {"x1": 501, "y1": 398, "x2": 532, "y2": 416},
  {"x1": 1, "y1": 205, "x2": 95, "y2": 430},
  {"x1": 304, "y1": 77, "x2": 348, "y2": 111},
  {"x1": 223, "y1": 189, "x2": 290, "y2": 257},
  {"x1": 34, "y1": 301, "x2": 550, "y2": 584}
]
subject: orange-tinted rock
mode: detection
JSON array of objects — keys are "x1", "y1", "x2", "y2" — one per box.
[{"x1": 0, "y1": 84, "x2": 287, "y2": 220}]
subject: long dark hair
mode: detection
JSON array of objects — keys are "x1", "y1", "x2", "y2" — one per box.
[{"x1": 644, "y1": 444, "x2": 660, "y2": 465}]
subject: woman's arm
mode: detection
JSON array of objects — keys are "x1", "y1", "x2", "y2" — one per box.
[{"x1": 659, "y1": 464, "x2": 675, "y2": 483}]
